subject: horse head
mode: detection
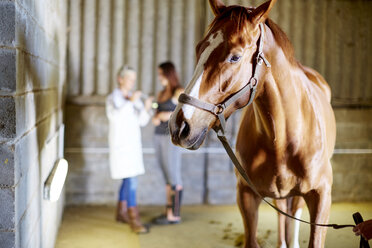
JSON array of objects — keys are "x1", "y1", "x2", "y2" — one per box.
[{"x1": 169, "y1": 0, "x2": 277, "y2": 150}]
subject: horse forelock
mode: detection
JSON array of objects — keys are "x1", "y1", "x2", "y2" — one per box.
[
  {"x1": 208, "y1": 6, "x2": 251, "y2": 34},
  {"x1": 207, "y1": 5, "x2": 297, "y2": 66}
]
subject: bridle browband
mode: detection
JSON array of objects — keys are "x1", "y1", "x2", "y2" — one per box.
[{"x1": 178, "y1": 23, "x2": 355, "y2": 231}]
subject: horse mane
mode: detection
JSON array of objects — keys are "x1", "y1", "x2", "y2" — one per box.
[
  {"x1": 265, "y1": 18, "x2": 298, "y2": 65},
  {"x1": 208, "y1": 6, "x2": 298, "y2": 65}
]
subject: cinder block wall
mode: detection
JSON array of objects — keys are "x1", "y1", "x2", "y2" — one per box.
[{"x1": 0, "y1": 0, "x2": 67, "y2": 247}]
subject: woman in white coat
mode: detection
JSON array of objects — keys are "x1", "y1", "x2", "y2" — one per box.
[{"x1": 106, "y1": 66, "x2": 152, "y2": 234}]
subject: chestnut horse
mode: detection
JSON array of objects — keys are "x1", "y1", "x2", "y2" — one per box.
[{"x1": 169, "y1": 0, "x2": 336, "y2": 247}]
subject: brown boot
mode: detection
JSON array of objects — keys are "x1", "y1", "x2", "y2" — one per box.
[
  {"x1": 116, "y1": 201, "x2": 129, "y2": 223},
  {"x1": 128, "y1": 207, "x2": 149, "y2": 234}
]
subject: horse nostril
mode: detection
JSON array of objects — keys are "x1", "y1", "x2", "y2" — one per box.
[{"x1": 179, "y1": 120, "x2": 190, "y2": 140}]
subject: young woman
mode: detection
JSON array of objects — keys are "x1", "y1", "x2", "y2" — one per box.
[
  {"x1": 106, "y1": 66, "x2": 152, "y2": 233},
  {"x1": 152, "y1": 62, "x2": 184, "y2": 224}
]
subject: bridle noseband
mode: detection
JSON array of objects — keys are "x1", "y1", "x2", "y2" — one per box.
[{"x1": 178, "y1": 23, "x2": 271, "y2": 135}]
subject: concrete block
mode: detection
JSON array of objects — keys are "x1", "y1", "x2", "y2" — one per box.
[
  {"x1": 334, "y1": 109, "x2": 372, "y2": 149},
  {"x1": 208, "y1": 154, "x2": 234, "y2": 172},
  {"x1": 208, "y1": 188, "x2": 237, "y2": 205},
  {"x1": 0, "y1": 49, "x2": 16, "y2": 93},
  {"x1": 65, "y1": 172, "x2": 114, "y2": 195},
  {"x1": 137, "y1": 154, "x2": 166, "y2": 205},
  {"x1": 65, "y1": 104, "x2": 108, "y2": 148},
  {"x1": 64, "y1": 152, "x2": 110, "y2": 174},
  {"x1": 15, "y1": 4, "x2": 60, "y2": 66},
  {"x1": 0, "y1": 97, "x2": 16, "y2": 139},
  {"x1": 14, "y1": 109, "x2": 59, "y2": 178},
  {"x1": 25, "y1": 226, "x2": 40, "y2": 248},
  {"x1": 14, "y1": 122, "x2": 38, "y2": 184},
  {"x1": 41, "y1": 192, "x2": 64, "y2": 248},
  {"x1": 0, "y1": 231, "x2": 15, "y2": 248},
  {"x1": 39, "y1": 131, "x2": 59, "y2": 181},
  {"x1": 16, "y1": 51, "x2": 60, "y2": 94},
  {"x1": 15, "y1": 154, "x2": 40, "y2": 225},
  {"x1": 332, "y1": 153, "x2": 372, "y2": 202},
  {"x1": 13, "y1": 117, "x2": 60, "y2": 224},
  {"x1": 0, "y1": 1, "x2": 15, "y2": 46},
  {"x1": 17, "y1": 97, "x2": 59, "y2": 151},
  {"x1": 208, "y1": 172, "x2": 237, "y2": 189},
  {"x1": 0, "y1": 188, "x2": 15, "y2": 229},
  {"x1": 66, "y1": 192, "x2": 117, "y2": 206},
  {"x1": 0, "y1": 143, "x2": 14, "y2": 186},
  {"x1": 182, "y1": 154, "x2": 204, "y2": 204},
  {"x1": 18, "y1": 191, "x2": 41, "y2": 248}
]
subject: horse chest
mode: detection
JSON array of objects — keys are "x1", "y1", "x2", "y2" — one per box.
[{"x1": 237, "y1": 147, "x2": 312, "y2": 198}]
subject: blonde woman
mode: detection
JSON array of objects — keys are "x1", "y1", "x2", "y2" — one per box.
[{"x1": 106, "y1": 66, "x2": 152, "y2": 233}]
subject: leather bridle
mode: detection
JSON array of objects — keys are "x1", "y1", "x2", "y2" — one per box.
[{"x1": 177, "y1": 23, "x2": 356, "y2": 232}]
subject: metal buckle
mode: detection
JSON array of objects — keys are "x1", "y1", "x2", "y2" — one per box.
[
  {"x1": 257, "y1": 53, "x2": 264, "y2": 65},
  {"x1": 250, "y1": 77, "x2": 258, "y2": 87},
  {"x1": 213, "y1": 104, "x2": 225, "y2": 115}
]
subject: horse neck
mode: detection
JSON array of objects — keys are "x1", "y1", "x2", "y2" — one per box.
[{"x1": 250, "y1": 25, "x2": 304, "y2": 147}]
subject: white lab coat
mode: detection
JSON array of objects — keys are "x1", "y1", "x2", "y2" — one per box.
[{"x1": 106, "y1": 89, "x2": 150, "y2": 179}]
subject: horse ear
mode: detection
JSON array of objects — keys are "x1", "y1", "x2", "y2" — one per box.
[
  {"x1": 209, "y1": 0, "x2": 226, "y2": 16},
  {"x1": 251, "y1": 0, "x2": 277, "y2": 24}
]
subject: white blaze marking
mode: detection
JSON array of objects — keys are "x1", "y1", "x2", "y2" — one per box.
[
  {"x1": 183, "y1": 72, "x2": 203, "y2": 119},
  {"x1": 290, "y1": 208, "x2": 302, "y2": 248},
  {"x1": 182, "y1": 30, "x2": 224, "y2": 120}
]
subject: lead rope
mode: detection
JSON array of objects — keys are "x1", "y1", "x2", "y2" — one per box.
[{"x1": 179, "y1": 23, "x2": 356, "y2": 232}]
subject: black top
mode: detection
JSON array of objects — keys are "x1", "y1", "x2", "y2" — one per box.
[{"x1": 154, "y1": 98, "x2": 177, "y2": 135}]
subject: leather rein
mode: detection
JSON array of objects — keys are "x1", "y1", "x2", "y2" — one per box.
[{"x1": 178, "y1": 23, "x2": 355, "y2": 230}]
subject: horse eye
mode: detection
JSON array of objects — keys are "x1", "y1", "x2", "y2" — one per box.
[{"x1": 229, "y1": 55, "x2": 241, "y2": 63}]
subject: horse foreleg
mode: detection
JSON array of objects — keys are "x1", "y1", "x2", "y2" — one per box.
[
  {"x1": 237, "y1": 183, "x2": 262, "y2": 248},
  {"x1": 289, "y1": 196, "x2": 305, "y2": 248},
  {"x1": 275, "y1": 199, "x2": 288, "y2": 248},
  {"x1": 304, "y1": 187, "x2": 331, "y2": 248}
]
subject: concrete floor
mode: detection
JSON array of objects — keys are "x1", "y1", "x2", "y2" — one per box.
[{"x1": 56, "y1": 203, "x2": 372, "y2": 248}]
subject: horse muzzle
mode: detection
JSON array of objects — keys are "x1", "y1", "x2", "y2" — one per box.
[{"x1": 169, "y1": 109, "x2": 209, "y2": 150}]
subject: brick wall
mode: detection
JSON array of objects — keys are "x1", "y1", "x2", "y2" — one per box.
[{"x1": 0, "y1": 0, "x2": 67, "y2": 247}]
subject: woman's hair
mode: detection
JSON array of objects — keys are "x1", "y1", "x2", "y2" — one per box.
[
  {"x1": 117, "y1": 65, "x2": 135, "y2": 83},
  {"x1": 158, "y1": 61, "x2": 181, "y2": 102}
]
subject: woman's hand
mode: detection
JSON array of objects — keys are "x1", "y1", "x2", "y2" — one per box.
[
  {"x1": 145, "y1": 96, "x2": 154, "y2": 111},
  {"x1": 130, "y1": 91, "x2": 142, "y2": 102},
  {"x1": 152, "y1": 115, "x2": 161, "y2": 126},
  {"x1": 353, "y1": 219, "x2": 372, "y2": 240},
  {"x1": 157, "y1": 111, "x2": 172, "y2": 122}
]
